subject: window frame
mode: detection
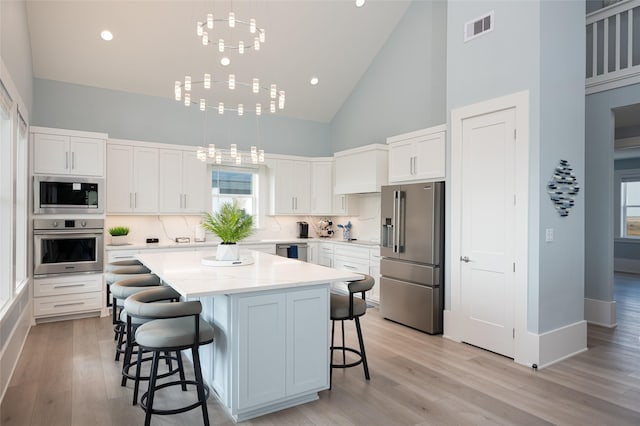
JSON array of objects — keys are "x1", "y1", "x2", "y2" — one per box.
[
  {"x1": 615, "y1": 168, "x2": 640, "y2": 239},
  {"x1": 209, "y1": 165, "x2": 263, "y2": 229}
]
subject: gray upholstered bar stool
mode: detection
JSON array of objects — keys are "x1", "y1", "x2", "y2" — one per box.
[
  {"x1": 330, "y1": 274, "x2": 375, "y2": 387},
  {"x1": 125, "y1": 288, "x2": 214, "y2": 426},
  {"x1": 105, "y1": 260, "x2": 151, "y2": 307},
  {"x1": 110, "y1": 274, "x2": 161, "y2": 361}
]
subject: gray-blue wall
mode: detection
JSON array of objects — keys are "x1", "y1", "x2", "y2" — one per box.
[
  {"x1": 586, "y1": 82, "x2": 640, "y2": 301},
  {"x1": 330, "y1": 0, "x2": 447, "y2": 153},
  {"x1": 447, "y1": 0, "x2": 585, "y2": 334},
  {"x1": 0, "y1": 0, "x2": 33, "y2": 114},
  {"x1": 33, "y1": 79, "x2": 331, "y2": 157}
]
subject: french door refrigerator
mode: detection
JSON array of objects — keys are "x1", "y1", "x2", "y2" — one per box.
[{"x1": 380, "y1": 181, "x2": 444, "y2": 334}]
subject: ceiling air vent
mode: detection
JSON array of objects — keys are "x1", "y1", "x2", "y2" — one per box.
[{"x1": 464, "y1": 11, "x2": 494, "y2": 42}]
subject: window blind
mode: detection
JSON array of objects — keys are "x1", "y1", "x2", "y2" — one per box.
[{"x1": 0, "y1": 79, "x2": 13, "y2": 116}]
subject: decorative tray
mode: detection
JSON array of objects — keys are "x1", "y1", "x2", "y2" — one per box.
[{"x1": 201, "y1": 255, "x2": 255, "y2": 267}]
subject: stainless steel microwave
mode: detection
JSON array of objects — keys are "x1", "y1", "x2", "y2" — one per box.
[{"x1": 34, "y1": 176, "x2": 104, "y2": 214}]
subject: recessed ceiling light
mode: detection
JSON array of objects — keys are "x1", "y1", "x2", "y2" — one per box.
[
  {"x1": 355, "y1": 0, "x2": 366, "y2": 8},
  {"x1": 100, "y1": 30, "x2": 113, "y2": 41},
  {"x1": 310, "y1": 77, "x2": 319, "y2": 86},
  {"x1": 220, "y1": 57, "x2": 231, "y2": 66}
]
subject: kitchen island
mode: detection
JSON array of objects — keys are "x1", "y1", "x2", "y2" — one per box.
[{"x1": 136, "y1": 249, "x2": 362, "y2": 422}]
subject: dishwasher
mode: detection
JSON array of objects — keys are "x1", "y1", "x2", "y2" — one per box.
[{"x1": 276, "y1": 243, "x2": 308, "y2": 262}]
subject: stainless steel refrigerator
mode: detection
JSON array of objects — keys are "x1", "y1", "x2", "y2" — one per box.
[{"x1": 380, "y1": 181, "x2": 444, "y2": 334}]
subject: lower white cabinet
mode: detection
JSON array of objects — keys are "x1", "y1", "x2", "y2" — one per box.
[
  {"x1": 33, "y1": 273, "x2": 103, "y2": 318},
  {"x1": 209, "y1": 285, "x2": 329, "y2": 421},
  {"x1": 241, "y1": 243, "x2": 276, "y2": 255},
  {"x1": 369, "y1": 247, "x2": 381, "y2": 303},
  {"x1": 332, "y1": 245, "x2": 370, "y2": 294},
  {"x1": 317, "y1": 243, "x2": 334, "y2": 268}
]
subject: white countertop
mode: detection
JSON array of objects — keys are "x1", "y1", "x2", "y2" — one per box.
[
  {"x1": 136, "y1": 249, "x2": 363, "y2": 298},
  {"x1": 106, "y1": 238, "x2": 380, "y2": 251}
]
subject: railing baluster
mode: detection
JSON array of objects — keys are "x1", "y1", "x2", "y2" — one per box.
[
  {"x1": 616, "y1": 12, "x2": 621, "y2": 71},
  {"x1": 593, "y1": 21, "x2": 598, "y2": 76},
  {"x1": 629, "y1": 9, "x2": 634, "y2": 67},
  {"x1": 604, "y1": 17, "x2": 609, "y2": 74}
]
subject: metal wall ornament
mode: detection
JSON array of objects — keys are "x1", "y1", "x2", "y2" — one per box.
[{"x1": 547, "y1": 160, "x2": 580, "y2": 217}]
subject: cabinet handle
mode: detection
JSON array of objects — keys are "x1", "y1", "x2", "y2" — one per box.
[
  {"x1": 53, "y1": 284, "x2": 85, "y2": 289},
  {"x1": 134, "y1": 192, "x2": 138, "y2": 208},
  {"x1": 130, "y1": 193, "x2": 133, "y2": 209},
  {"x1": 54, "y1": 302, "x2": 85, "y2": 308},
  {"x1": 295, "y1": 197, "x2": 298, "y2": 210},
  {"x1": 72, "y1": 152, "x2": 75, "y2": 170},
  {"x1": 183, "y1": 194, "x2": 187, "y2": 209},
  {"x1": 65, "y1": 152, "x2": 69, "y2": 169},
  {"x1": 342, "y1": 196, "x2": 345, "y2": 210},
  {"x1": 343, "y1": 264, "x2": 357, "y2": 270}
]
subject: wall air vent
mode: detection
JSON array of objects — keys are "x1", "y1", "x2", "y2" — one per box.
[{"x1": 464, "y1": 11, "x2": 494, "y2": 42}]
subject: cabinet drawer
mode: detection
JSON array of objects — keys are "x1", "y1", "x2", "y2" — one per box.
[
  {"x1": 34, "y1": 274, "x2": 103, "y2": 297},
  {"x1": 333, "y1": 255, "x2": 369, "y2": 274},
  {"x1": 107, "y1": 250, "x2": 139, "y2": 263},
  {"x1": 33, "y1": 292, "x2": 102, "y2": 317},
  {"x1": 334, "y1": 245, "x2": 369, "y2": 260}
]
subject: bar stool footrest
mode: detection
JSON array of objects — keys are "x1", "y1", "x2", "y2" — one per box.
[
  {"x1": 140, "y1": 380, "x2": 210, "y2": 416},
  {"x1": 330, "y1": 346, "x2": 364, "y2": 369}
]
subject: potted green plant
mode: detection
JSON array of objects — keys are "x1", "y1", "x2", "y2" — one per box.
[
  {"x1": 202, "y1": 201, "x2": 253, "y2": 261},
  {"x1": 109, "y1": 226, "x2": 130, "y2": 246}
]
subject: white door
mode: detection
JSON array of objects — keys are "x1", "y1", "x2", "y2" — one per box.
[{"x1": 459, "y1": 107, "x2": 516, "y2": 358}]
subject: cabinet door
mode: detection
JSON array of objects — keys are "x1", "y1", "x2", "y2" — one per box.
[
  {"x1": 307, "y1": 242, "x2": 318, "y2": 264},
  {"x1": 310, "y1": 162, "x2": 333, "y2": 215},
  {"x1": 237, "y1": 293, "x2": 287, "y2": 409},
  {"x1": 133, "y1": 147, "x2": 159, "y2": 213},
  {"x1": 158, "y1": 149, "x2": 183, "y2": 212},
  {"x1": 182, "y1": 150, "x2": 207, "y2": 213},
  {"x1": 369, "y1": 251, "x2": 381, "y2": 303},
  {"x1": 292, "y1": 161, "x2": 310, "y2": 213},
  {"x1": 414, "y1": 132, "x2": 445, "y2": 180},
  {"x1": 286, "y1": 287, "x2": 329, "y2": 395},
  {"x1": 273, "y1": 160, "x2": 295, "y2": 214},
  {"x1": 388, "y1": 139, "x2": 414, "y2": 183},
  {"x1": 70, "y1": 137, "x2": 104, "y2": 176},
  {"x1": 106, "y1": 144, "x2": 133, "y2": 213},
  {"x1": 33, "y1": 133, "x2": 69, "y2": 174}
]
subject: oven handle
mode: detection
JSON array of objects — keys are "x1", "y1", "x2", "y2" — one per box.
[{"x1": 34, "y1": 230, "x2": 104, "y2": 236}]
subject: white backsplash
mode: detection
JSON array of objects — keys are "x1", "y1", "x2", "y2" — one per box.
[{"x1": 105, "y1": 193, "x2": 382, "y2": 245}]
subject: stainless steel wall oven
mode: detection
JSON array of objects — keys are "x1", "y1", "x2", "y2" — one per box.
[
  {"x1": 34, "y1": 176, "x2": 104, "y2": 214},
  {"x1": 33, "y1": 218, "x2": 104, "y2": 276}
]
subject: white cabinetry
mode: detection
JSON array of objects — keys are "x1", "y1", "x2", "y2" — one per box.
[
  {"x1": 32, "y1": 127, "x2": 106, "y2": 177},
  {"x1": 334, "y1": 144, "x2": 388, "y2": 194},
  {"x1": 106, "y1": 142, "x2": 159, "y2": 213},
  {"x1": 317, "y1": 242, "x2": 334, "y2": 268},
  {"x1": 309, "y1": 160, "x2": 334, "y2": 215},
  {"x1": 159, "y1": 149, "x2": 207, "y2": 213},
  {"x1": 332, "y1": 245, "x2": 370, "y2": 294},
  {"x1": 306, "y1": 241, "x2": 318, "y2": 264},
  {"x1": 213, "y1": 285, "x2": 329, "y2": 421},
  {"x1": 33, "y1": 273, "x2": 104, "y2": 319},
  {"x1": 270, "y1": 158, "x2": 310, "y2": 214},
  {"x1": 369, "y1": 247, "x2": 381, "y2": 303},
  {"x1": 388, "y1": 125, "x2": 446, "y2": 183}
]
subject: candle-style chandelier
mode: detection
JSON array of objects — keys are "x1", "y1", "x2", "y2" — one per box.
[{"x1": 196, "y1": 143, "x2": 265, "y2": 165}]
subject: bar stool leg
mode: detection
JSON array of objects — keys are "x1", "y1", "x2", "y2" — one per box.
[
  {"x1": 355, "y1": 317, "x2": 370, "y2": 380},
  {"x1": 144, "y1": 351, "x2": 161, "y2": 426},
  {"x1": 330, "y1": 320, "x2": 336, "y2": 388},
  {"x1": 341, "y1": 320, "x2": 346, "y2": 365},
  {"x1": 133, "y1": 346, "x2": 144, "y2": 405},
  {"x1": 176, "y1": 350, "x2": 187, "y2": 391},
  {"x1": 192, "y1": 347, "x2": 211, "y2": 426}
]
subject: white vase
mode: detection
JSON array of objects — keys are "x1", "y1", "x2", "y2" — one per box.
[
  {"x1": 217, "y1": 243, "x2": 239, "y2": 261},
  {"x1": 111, "y1": 235, "x2": 128, "y2": 246}
]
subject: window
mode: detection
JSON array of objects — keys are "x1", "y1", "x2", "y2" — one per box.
[
  {"x1": 0, "y1": 92, "x2": 12, "y2": 308},
  {"x1": 15, "y1": 109, "x2": 28, "y2": 287},
  {"x1": 621, "y1": 179, "x2": 640, "y2": 237},
  {"x1": 211, "y1": 168, "x2": 259, "y2": 226}
]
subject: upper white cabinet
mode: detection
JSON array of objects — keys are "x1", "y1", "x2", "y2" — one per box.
[
  {"x1": 32, "y1": 127, "x2": 106, "y2": 177},
  {"x1": 270, "y1": 158, "x2": 311, "y2": 215},
  {"x1": 334, "y1": 144, "x2": 388, "y2": 194},
  {"x1": 309, "y1": 160, "x2": 334, "y2": 215},
  {"x1": 159, "y1": 149, "x2": 207, "y2": 213},
  {"x1": 387, "y1": 125, "x2": 446, "y2": 183},
  {"x1": 106, "y1": 142, "x2": 158, "y2": 213}
]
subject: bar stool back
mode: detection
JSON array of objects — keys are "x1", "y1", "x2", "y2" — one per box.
[
  {"x1": 330, "y1": 274, "x2": 375, "y2": 387},
  {"x1": 125, "y1": 288, "x2": 215, "y2": 426}
]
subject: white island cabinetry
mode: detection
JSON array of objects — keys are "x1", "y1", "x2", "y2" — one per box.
[{"x1": 137, "y1": 250, "x2": 360, "y2": 422}]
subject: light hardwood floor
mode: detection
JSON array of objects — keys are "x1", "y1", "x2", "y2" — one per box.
[{"x1": 3, "y1": 275, "x2": 640, "y2": 425}]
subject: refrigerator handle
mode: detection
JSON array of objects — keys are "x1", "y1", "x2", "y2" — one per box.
[
  {"x1": 393, "y1": 190, "x2": 401, "y2": 253},
  {"x1": 398, "y1": 190, "x2": 405, "y2": 252}
]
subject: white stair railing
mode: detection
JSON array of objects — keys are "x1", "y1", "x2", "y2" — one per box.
[{"x1": 586, "y1": 0, "x2": 640, "y2": 94}]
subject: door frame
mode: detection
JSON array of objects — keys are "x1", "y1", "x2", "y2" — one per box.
[{"x1": 447, "y1": 90, "x2": 536, "y2": 366}]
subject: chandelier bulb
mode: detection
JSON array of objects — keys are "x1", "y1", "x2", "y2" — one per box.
[
  {"x1": 258, "y1": 150, "x2": 265, "y2": 163},
  {"x1": 270, "y1": 100, "x2": 276, "y2": 113},
  {"x1": 229, "y1": 12, "x2": 235, "y2": 28},
  {"x1": 197, "y1": 22, "x2": 203, "y2": 37},
  {"x1": 230, "y1": 144, "x2": 237, "y2": 157},
  {"x1": 199, "y1": 99, "x2": 206, "y2": 111},
  {"x1": 218, "y1": 102, "x2": 224, "y2": 114},
  {"x1": 259, "y1": 30, "x2": 265, "y2": 43},
  {"x1": 184, "y1": 93, "x2": 191, "y2": 107},
  {"x1": 202, "y1": 32, "x2": 208, "y2": 46},
  {"x1": 216, "y1": 153, "x2": 222, "y2": 164},
  {"x1": 249, "y1": 18, "x2": 256, "y2": 34},
  {"x1": 204, "y1": 73, "x2": 211, "y2": 89},
  {"x1": 256, "y1": 103, "x2": 262, "y2": 116},
  {"x1": 208, "y1": 144, "x2": 216, "y2": 157},
  {"x1": 207, "y1": 13, "x2": 214, "y2": 29},
  {"x1": 184, "y1": 75, "x2": 191, "y2": 91},
  {"x1": 238, "y1": 104, "x2": 244, "y2": 116},
  {"x1": 254, "y1": 37, "x2": 260, "y2": 51},
  {"x1": 218, "y1": 39, "x2": 225, "y2": 53},
  {"x1": 270, "y1": 84, "x2": 277, "y2": 99},
  {"x1": 252, "y1": 78, "x2": 259, "y2": 94},
  {"x1": 236, "y1": 155, "x2": 242, "y2": 165},
  {"x1": 175, "y1": 89, "x2": 181, "y2": 101},
  {"x1": 279, "y1": 90, "x2": 286, "y2": 109},
  {"x1": 229, "y1": 74, "x2": 235, "y2": 90},
  {"x1": 238, "y1": 41, "x2": 244, "y2": 54}
]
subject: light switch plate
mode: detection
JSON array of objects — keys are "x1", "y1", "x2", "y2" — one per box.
[{"x1": 545, "y1": 228, "x2": 554, "y2": 242}]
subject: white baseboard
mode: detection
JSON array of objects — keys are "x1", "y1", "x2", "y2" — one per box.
[
  {"x1": 584, "y1": 297, "x2": 617, "y2": 327},
  {"x1": 0, "y1": 298, "x2": 32, "y2": 402},
  {"x1": 537, "y1": 320, "x2": 587, "y2": 368},
  {"x1": 614, "y1": 257, "x2": 640, "y2": 274}
]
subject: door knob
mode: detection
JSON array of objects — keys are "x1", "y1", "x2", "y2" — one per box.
[{"x1": 460, "y1": 256, "x2": 470, "y2": 263}]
